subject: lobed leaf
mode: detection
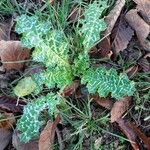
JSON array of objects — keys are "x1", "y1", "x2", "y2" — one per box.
[
  {"x1": 15, "y1": 15, "x2": 51, "y2": 48},
  {"x1": 80, "y1": 1, "x2": 108, "y2": 50},
  {"x1": 81, "y1": 67, "x2": 136, "y2": 99},
  {"x1": 16, "y1": 15, "x2": 73, "y2": 89},
  {"x1": 17, "y1": 93, "x2": 61, "y2": 142}
]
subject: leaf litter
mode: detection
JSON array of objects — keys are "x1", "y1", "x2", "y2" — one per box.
[{"x1": 0, "y1": 0, "x2": 150, "y2": 149}]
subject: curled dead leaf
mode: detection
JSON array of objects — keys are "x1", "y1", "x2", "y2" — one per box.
[
  {"x1": 110, "y1": 96, "x2": 131, "y2": 123},
  {"x1": 125, "y1": 9, "x2": 150, "y2": 51},
  {"x1": 39, "y1": 115, "x2": 61, "y2": 150},
  {"x1": 0, "y1": 40, "x2": 30, "y2": 70}
]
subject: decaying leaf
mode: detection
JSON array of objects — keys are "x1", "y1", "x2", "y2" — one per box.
[
  {"x1": 111, "y1": 15, "x2": 134, "y2": 54},
  {"x1": 91, "y1": 37, "x2": 112, "y2": 58},
  {"x1": 125, "y1": 9, "x2": 150, "y2": 51},
  {"x1": 0, "y1": 113, "x2": 16, "y2": 129},
  {"x1": 62, "y1": 80, "x2": 80, "y2": 97},
  {"x1": 133, "y1": 0, "x2": 150, "y2": 25},
  {"x1": 93, "y1": 0, "x2": 125, "y2": 58},
  {"x1": 127, "y1": 122, "x2": 150, "y2": 149},
  {"x1": 138, "y1": 57, "x2": 150, "y2": 72},
  {"x1": 0, "y1": 96, "x2": 26, "y2": 113},
  {"x1": 117, "y1": 119, "x2": 140, "y2": 150},
  {"x1": 91, "y1": 95, "x2": 113, "y2": 110},
  {"x1": 0, "y1": 40, "x2": 30, "y2": 70},
  {"x1": 12, "y1": 130, "x2": 38, "y2": 150},
  {"x1": 39, "y1": 116, "x2": 61, "y2": 150},
  {"x1": 125, "y1": 65, "x2": 139, "y2": 78},
  {"x1": 110, "y1": 97, "x2": 131, "y2": 123},
  {"x1": 105, "y1": 0, "x2": 126, "y2": 34},
  {"x1": 0, "y1": 17, "x2": 13, "y2": 41},
  {"x1": 14, "y1": 77, "x2": 37, "y2": 97},
  {"x1": 0, "y1": 128, "x2": 12, "y2": 150}
]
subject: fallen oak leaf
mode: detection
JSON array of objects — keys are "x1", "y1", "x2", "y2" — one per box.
[
  {"x1": 38, "y1": 115, "x2": 61, "y2": 150},
  {"x1": 127, "y1": 122, "x2": 150, "y2": 149},
  {"x1": 110, "y1": 96, "x2": 131, "y2": 123},
  {"x1": 125, "y1": 9, "x2": 150, "y2": 51},
  {"x1": 117, "y1": 119, "x2": 140, "y2": 150},
  {"x1": 0, "y1": 40, "x2": 30, "y2": 70}
]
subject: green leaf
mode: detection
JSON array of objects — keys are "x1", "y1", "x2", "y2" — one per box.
[
  {"x1": 15, "y1": 15, "x2": 73, "y2": 89},
  {"x1": 80, "y1": 1, "x2": 108, "y2": 50},
  {"x1": 15, "y1": 15, "x2": 51, "y2": 48},
  {"x1": 81, "y1": 67, "x2": 136, "y2": 99},
  {"x1": 14, "y1": 77, "x2": 37, "y2": 97},
  {"x1": 17, "y1": 93, "x2": 61, "y2": 142},
  {"x1": 33, "y1": 66, "x2": 73, "y2": 90},
  {"x1": 32, "y1": 30, "x2": 70, "y2": 68},
  {"x1": 73, "y1": 53, "x2": 90, "y2": 76}
]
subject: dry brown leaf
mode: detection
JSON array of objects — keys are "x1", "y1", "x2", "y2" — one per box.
[
  {"x1": 105, "y1": 0, "x2": 125, "y2": 34},
  {"x1": 110, "y1": 96, "x2": 131, "y2": 123},
  {"x1": 125, "y1": 9, "x2": 150, "y2": 51},
  {"x1": 62, "y1": 80, "x2": 80, "y2": 97},
  {"x1": 117, "y1": 119, "x2": 140, "y2": 150},
  {"x1": 138, "y1": 57, "x2": 150, "y2": 72},
  {"x1": 94, "y1": 0, "x2": 125, "y2": 58},
  {"x1": 39, "y1": 115, "x2": 61, "y2": 150},
  {"x1": 91, "y1": 95, "x2": 114, "y2": 110},
  {"x1": 12, "y1": 130, "x2": 38, "y2": 150},
  {"x1": 0, "y1": 113, "x2": 16, "y2": 129},
  {"x1": 127, "y1": 122, "x2": 150, "y2": 149},
  {"x1": 91, "y1": 37, "x2": 112, "y2": 59},
  {"x1": 111, "y1": 15, "x2": 134, "y2": 54},
  {"x1": 0, "y1": 128, "x2": 12, "y2": 150},
  {"x1": 0, "y1": 40, "x2": 30, "y2": 70},
  {"x1": 125, "y1": 65, "x2": 139, "y2": 78},
  {"x1": 0, "y1": 17, "x2": 13, "y2": 41},
  {"x1": 133, "y1": 0, "x2": 150, "y2": 25}
]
